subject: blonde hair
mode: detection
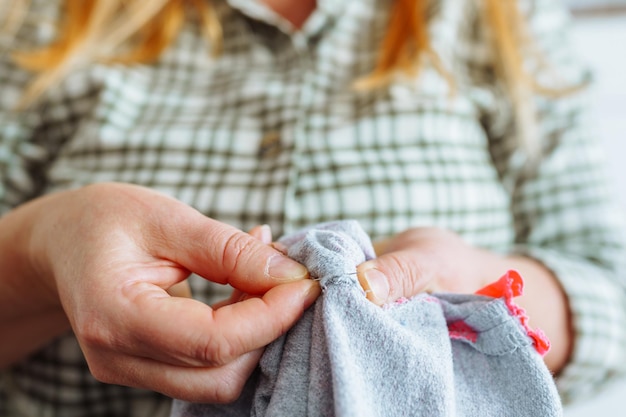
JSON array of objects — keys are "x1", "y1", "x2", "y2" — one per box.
[{"x1": 4, "y1": 0, "x2": 577, "y2": 155}]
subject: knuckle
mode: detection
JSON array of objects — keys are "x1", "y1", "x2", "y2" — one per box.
[
  {"x1": 211, "y1": 360, "x2": 253, "y2": 403},
  {"x1": 383, "y1": 252, "x2": 425, "y2": 297},
  {"x1": 84, "y1": 352, "x2": 119, "y2": 385},
  {"x1": 220, "y1": 232, "x2": 257, "y2": 276},
  {"x1": 88, "y1": 362, "x2": 114, "y2": 384},
  {"x1": 213, "y1": 378, "x2": 245, "y2": 404},
  {"x1": 74, "y1": 317, "x2": 132, "y2": 376},
  {"x1": 75, "y1": 317, "x2": 112, "y2": 350},
  {"x1": 382, "y1": 252, "x2": 409, "y2": 280},
  {"x1": 200, "y1": 336, "x2": 237, "y2": 367}
]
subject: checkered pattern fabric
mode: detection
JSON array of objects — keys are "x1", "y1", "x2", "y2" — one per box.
[{"x1": 1, "y1": 0, "x2": 625, "y2": 415}]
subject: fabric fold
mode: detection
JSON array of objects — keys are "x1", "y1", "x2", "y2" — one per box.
[{"x1": 171, "y1": 220, "x2": 562, "y2": 417}]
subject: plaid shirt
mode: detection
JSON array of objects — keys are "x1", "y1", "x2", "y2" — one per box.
[{"x1": 2, "y1": 0, "x2": 625, "y2": 415}]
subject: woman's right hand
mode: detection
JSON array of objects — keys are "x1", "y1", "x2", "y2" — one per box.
[{"x1": 0, "y1": 182, "x2": 319, "y2": 402}]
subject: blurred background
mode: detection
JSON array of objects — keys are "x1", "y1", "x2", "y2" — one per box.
[
  {"x1": 564, "y1": 0, "x2": 626, "y2": 415},
  {"x1": 567, "y1": 0, "x2": 626, "y2": 209}
]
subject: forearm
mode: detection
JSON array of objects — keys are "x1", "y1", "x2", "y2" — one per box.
[
  {"x1": 0, "y1": 310, "x2": 69, "y2": 368},
  {"x1": 0, "y1": 195, "x2": 69, "y2": 367}
]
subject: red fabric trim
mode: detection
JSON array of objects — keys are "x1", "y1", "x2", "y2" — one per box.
[
  {"x1": 448, "y1": 319, "x2": 479, "y2": 343},
  {"x1": 476, "y1": 270, "x2": 551, "y2": 356}
]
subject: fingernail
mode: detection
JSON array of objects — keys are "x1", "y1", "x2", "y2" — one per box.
[
  {"x1": 361, "y1": 268, "x2": 390, "y2": 304},
  {"x1": 271, "y1": 241, "x2": 288, "y2": 255},
  {"x1": 303, "y1": 280, "x2": 321, "y2": 306},
  {"x1": 259, "y1": 224, "x2": 272, "y2": 244},
  {"x1": 267, "y1": 254, "x2": 309, "y2": 281}
]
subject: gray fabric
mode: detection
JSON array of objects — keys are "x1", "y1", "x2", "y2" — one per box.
[{"x1": 171, "y1": 220, "x2": 562, "y2": 417}]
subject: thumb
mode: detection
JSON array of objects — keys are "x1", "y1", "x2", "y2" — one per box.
[
  {"x1": 153, "y1": 213, "x2": 308, "y2": 295},
  {"x1": 356, "y1": 250, "x2": 429, "y2": 305}
]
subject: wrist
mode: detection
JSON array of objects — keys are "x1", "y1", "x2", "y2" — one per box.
[
  {"x1": 0, "y1": 194, "x2": 75, "y2": 366},
  {"x1": 0, "y1": 193, "x2": 65, "y2": 315}
]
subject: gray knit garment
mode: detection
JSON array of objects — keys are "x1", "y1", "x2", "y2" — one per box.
[{"x1": 171, "y1": 220, "x2": 562, "y2": 417}]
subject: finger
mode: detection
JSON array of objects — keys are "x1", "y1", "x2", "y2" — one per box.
[
  {"x1": 117, "y1": 278, "x2": 320, "y2": 367},
  {"x1": 372, "y1": 237, "x2": 392, "y2": 256},
  {"x1": 166, "y1": 280, "x2": 192, "y2": 298},
  {"x1": 206, "y1": 224, "x2": 271, "y2": 308},
  {"x1": 356, "y1": 249, "x2": 432, "y2": 305},
  {"x1": 153, "y1": 214, "x2": 308, "y2": 294},
  {"x1": 207, "y1": 224, "x2": 272, "y2": 308},
  {"x1": 248, "y1": 224, "x2": 272, "y2": 244},
  {"x1": 88, "y1": 347, "x2": 263, "y2": 403},
  {"x1": 270, "y1": 241, "x2": 288, "y2": 255}
]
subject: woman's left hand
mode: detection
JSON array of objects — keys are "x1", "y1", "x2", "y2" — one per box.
[
  {"x1": 356, "y1": 227, "x2": 506, "y2": 305},
  {"x1": 356, "y1": 226, "x2": 573, "y2": 373}
]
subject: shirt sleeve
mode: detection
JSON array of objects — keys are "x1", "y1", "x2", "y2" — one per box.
[{"x1": 473, "y1": 0, "x2": 626, "y2": 404}]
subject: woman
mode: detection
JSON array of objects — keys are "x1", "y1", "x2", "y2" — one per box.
[{"x1": 1, "y1": 0, "x2": 624, "y2": 415}]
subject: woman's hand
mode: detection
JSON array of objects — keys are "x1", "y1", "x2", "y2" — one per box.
[
  {"x1": 355, "y1": 226, "x2": 572, "y2": 373},
  {"x1": 0, "y1": 182, "x2": 319, "y2": 402},
  {"x1": 356, "y1": 227, "x2": 498, "y2": 304}
]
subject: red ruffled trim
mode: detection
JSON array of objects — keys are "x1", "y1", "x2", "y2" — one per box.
[
  {"x1": 476, "y1": 270, "x2": 551, "y2": 356},
  {"x1": 448, "y1": 319, "x2": 479, "y2": 343}
]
